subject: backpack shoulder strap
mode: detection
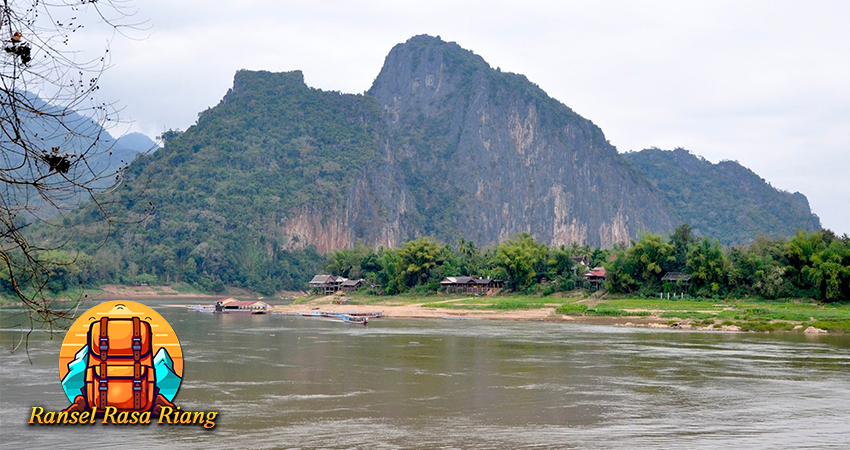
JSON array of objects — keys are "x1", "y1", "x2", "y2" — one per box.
[
  {"x1": 98, "y1": 317, "x2": 109, "y2": 409},
  {"x1": 98, "y1": 317, "x2": 109, "y2": 360},
  {"x1": 133, "y1": 317, "x2": 142, "y2": 410},
  {"x1": 132, "y1": 317, "x2": 142, "y2": 360}
]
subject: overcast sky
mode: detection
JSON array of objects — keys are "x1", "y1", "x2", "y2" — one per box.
[{"x1": 80, "y1": 0, "x2": 848, "y2": 235}]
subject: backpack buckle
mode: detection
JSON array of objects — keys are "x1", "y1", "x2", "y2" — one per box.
[
  {"x1": 99, "y1": 337, "x2": 109, "y2": 352},
  {"x1": 99, "y1": 380, "x2": 108, "y2": 391},
  {"x1": 132, "y1": 337, "x2": 141, "y2": 351},
  {"x1": 133, "y1": 380, "x2": 142, "y2": 391}
]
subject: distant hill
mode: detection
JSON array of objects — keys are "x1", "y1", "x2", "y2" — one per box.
[
  {"x1": 622, "y1": 148, "x2": 821, "y2": 244},
  {"x1": 114, "y1": 132, "x2": 157, "y2": 159},
  {"x1": 86, "y1": 132, "x2": 155, "y2": 185},
  {"x1": 2, "y1": 92, "x2": 151, "y2": 215}
]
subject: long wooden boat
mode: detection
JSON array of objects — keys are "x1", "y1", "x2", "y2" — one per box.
[
  {"x1": 342, "y1": 314, "x2": 368, "y2": 325},
  {"x1": 188, "y1": 304, "x2": 215, "y2": 312},
  {"x1": 298, "y1": 311, "x2": 372, "y2": 324},
  {"x1": 344, "y1": 312, "x2": 383, "y2": 318}
]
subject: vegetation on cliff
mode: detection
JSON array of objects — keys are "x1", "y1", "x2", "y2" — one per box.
[
  {"x1": 623, "y1": 148, "x2": 821, "y2": 244},
  {"x1": 7, "y1": 224, "x2": 848, "y2": 302}
]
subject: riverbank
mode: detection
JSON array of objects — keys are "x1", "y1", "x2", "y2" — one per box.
[
  {"x1": 270, "y1": 292, "x2": 850, "y2": 333},
  {"x1": 271, "y1": 301, "x2": 722, "y2": 330},
  {"x1": 7, "y1": 285, "x2": 848, "y2": 333}
]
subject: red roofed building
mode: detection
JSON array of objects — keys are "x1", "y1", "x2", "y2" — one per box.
[{"x1": 581, "y1": 267, "x2": 607, "y2": 290}]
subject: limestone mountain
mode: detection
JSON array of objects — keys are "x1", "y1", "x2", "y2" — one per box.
[
  {"x1": 622, "y1": 148, "x2": 821, "y2": 244},
  {"x1": 49, "y1": 35, "x2": 819, "y2": 292},
  {"x1": 110, "y1": 35, "x2": 679, "y2": 259},
  {"x1": 360, "y1": 35, "x2": 678, "y2": 248}
]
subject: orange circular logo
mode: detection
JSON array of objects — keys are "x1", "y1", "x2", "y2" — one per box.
[{"x1": 59, "y1": 301, "x2": 183, "y2": 409}]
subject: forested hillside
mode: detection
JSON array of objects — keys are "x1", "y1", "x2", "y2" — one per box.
[
  {"x1": 42, "y1": 70, "x2": 384, "y2": 293},
  {"x1": 623, "y1": 148, "x2": 821, "y2": 244}
]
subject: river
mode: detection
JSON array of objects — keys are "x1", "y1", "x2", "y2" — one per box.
[{"x1": 2, "y1": 301, "x2": 850, "y2": 449}]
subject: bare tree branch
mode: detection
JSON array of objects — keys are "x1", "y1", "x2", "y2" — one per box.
[{"x1": 1, "y1": 0, "x2": 150, "y2": 345}]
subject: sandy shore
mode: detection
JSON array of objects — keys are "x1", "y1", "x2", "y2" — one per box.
[
  {"x1": 272, "y1": 301, "x2": 560, "y2": 321},
  {"x1": 267, "y1": 295, "x2": 746, "y2": 331}
]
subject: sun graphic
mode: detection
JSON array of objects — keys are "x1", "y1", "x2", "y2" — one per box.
[{"x1": 59, "y1": 301, "x2": 183, "y2": 402}]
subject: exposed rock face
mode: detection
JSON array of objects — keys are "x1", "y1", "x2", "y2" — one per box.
[
  {"x1": 117, "y1": 36, "x2": 696, "y2": 255},
  {"x1": 280, "y1": 208, "x2": 352, "y2": 252},
  {"x1": 360, "y1": 35, "x2": 678, "y2": 248}
]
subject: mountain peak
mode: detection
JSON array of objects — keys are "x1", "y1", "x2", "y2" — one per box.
[
  {"x1": 59, "y1": 35, "x2": 816, "y2": 294},
  {"x1": 368, "y1": 34, "x2": 491, "y2": 114},
  {"x1": 227, "y1": 69, "x2": 306, "y2": 100},
  {"x1": 404, "y1": 34, "x2": 447, "y2": 46}
]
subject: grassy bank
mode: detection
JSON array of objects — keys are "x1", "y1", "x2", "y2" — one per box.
[
  {"x1": 329, "y1": 291, "x2": 850, "y2": 333},
  {"x1": 556, "y1": 298, "x2": 850, "y2": 333},
  {"x1": 324, "y1": 292, "x2": 559, "y2": 310}
]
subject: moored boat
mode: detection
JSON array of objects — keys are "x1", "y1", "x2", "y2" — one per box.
[
  {"x1": 344, "y1": 312, "x2": 383, "y2": 318},
  {"x1": 188, "y1": 304, "x2": 215, "y2": 312},
  {"x1": 342, "y1": 314, "x2": 368, "y2": 325}
]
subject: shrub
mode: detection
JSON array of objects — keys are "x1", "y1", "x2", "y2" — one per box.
[
  {"x1": 810, "y1": 320, "x2": 850, "y2": 333},
  {"x1": 556, "y1": 303, "x2": 588, "y2": 315},
  {"x1": 659, "y1": 311, "x2": 715, "y2": 320},
  {"x1": 488, "y1": 300, "x2": 546, "y2": 310},
  {"x1": 588, "y1": 309, "x2": 651, "y2": 317}
]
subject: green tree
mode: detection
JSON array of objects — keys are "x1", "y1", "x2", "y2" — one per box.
[
  {"x1": 397, "y1": 237, "x2": 445, "y2": 288},
  {"x1": 545, "y1": 245, "x2": 575, "y2": 279},
  {"x1": 491, "y1": 233, "x2": 547, "y2": 292},
  {"x1": 607, "y1": 234, "x2": 674, "y2": 294},
  {"x1": 376, "y1": 248, "x2": 403, "y2": 295},
  {"x1": 803, "y1": 239, "x2": 850, "y2": 302},
  {"x1": 687, "y1": 237, "x2": 727, "y2": 296},
  {"x1": 669, "y1": 223, "x2": 698, "y2": 271},
  {"x1": 785, "y1": 230, "x2": 828, "y2": 296},
  {"x1": 543, "y1": 245, "x2": 579, "y2": 293},
  {"x1": 456, "y1": 238, "x2": 486, "y2": 276},
  {"x1": 326, "y1": 244, "x2": 372, "y2": 279}
]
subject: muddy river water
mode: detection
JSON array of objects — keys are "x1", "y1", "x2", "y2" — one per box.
[{"x1": 2, "y1": 302, "x2": 849, "y2": 448}]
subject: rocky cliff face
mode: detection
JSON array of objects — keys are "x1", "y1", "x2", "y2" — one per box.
[
  {"x1": 120, "y1": 35, "x2": 683, "y2": 253},
  {"x1": 358, "y1": 35, "x2": 678, "y2": 248}
]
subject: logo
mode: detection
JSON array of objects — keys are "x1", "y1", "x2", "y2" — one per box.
[{"x1": 29, "y1": 301, "x2": 216, "y2": 428}]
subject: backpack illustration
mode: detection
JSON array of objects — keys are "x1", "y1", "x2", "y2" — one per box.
[{"x1": 84, "y1": 317, "x2": 157, "y2": 411}]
